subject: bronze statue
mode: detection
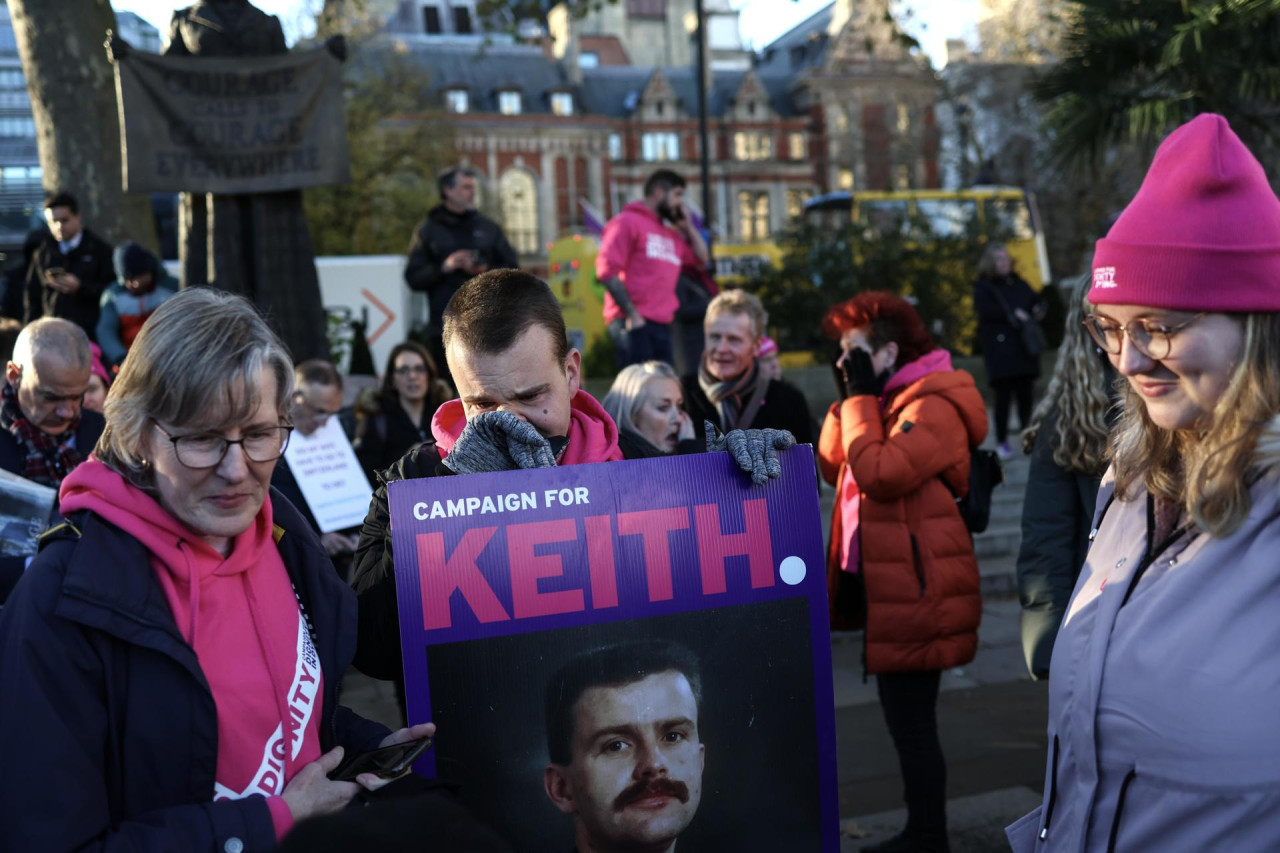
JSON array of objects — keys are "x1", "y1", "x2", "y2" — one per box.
[{"x1": 164, "y1": 0, "x2": 337, "y2": 361}]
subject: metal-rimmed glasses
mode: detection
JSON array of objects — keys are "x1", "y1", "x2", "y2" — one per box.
[
  {"x1": 1082, "y1": 312, "x2": 1206, "y2": 360},
  {"x1": 153, "y1": 421, "x2": 293, "y2": 470}
]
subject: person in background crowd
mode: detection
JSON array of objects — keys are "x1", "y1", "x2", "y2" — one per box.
[
  {"x1": 98, "y1": 241, "x2": 179, "y2": 369},
  {"x1": 757, "y1": 336, "x2": 783, "y2": 382},
  {"x1": 0, "y1": 318, "x2": 104, "y2": 604},
  {"x1": 24, "y1": 192, "x2": 116, "y2": 340},
  {"x1": 0, "y1": 288, "x2": 437, "y2": 851},
  {"x1": 602, "y1": 360, "x2": 697, "y2": 458},
  {"x1": 1008, "y1": 114, "x2": 1280, "y2": 852},
  {"x1": 84, "y1": 342, "x2": 112, "y2": 414},
  {"x1": 352, "y1": 341, "x2": 452, "y2": 483},
  {"x1": 819, "y1": 292, "x2": 988, "y2": 853},
  {"x1": 683, "y1": 290, "x2": 814, "y2": 446},
  {"x1": 271, "y1": 359, "x2": 362, "y2": 574},
  {"x1": 598, "y1": 170, "x2": 710, "y2": 369},
  {"x1": 404, "y1": 166, "x2": 519, "y2": 386},
  {"x1": 1015, "y1": 274, "x2": 1116, "y2": 680},
  {"x1": 973, "y1": 242, "x2": 1045, "y2": 459},
  {"x1": 671, "y1": 263, "x2": 717, "y2": 375},
  {"x1": 351, "y1": 271, "x2": 794, "y2": 686}
]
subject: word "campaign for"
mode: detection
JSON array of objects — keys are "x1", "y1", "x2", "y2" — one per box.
[{"x1": 416, "y1": 498, "x2": 774, "y2": 630}]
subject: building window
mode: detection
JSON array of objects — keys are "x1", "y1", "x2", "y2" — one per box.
[
  {"x1": 579, "y1": 52, "x2": 599, "y2": 68},
  {"x1": 608, "y1": 133, "x2": 623, "y2": 161},
  {"x1": 733, "y1": 131, "x2": 772, "y2": 161},
  {"x1": 500, "y1": 170, "x2": 539, "y2": 254},
  {"x1": 788, "y1": 132, "x2": 806, "y2": 161},
  {"x1": 895, "y1": 164, "x2": 911, "y2": 190},
  {"x1": 641, "y1": 132, "x2": 680, "y2": 162},
  {"x1": 627, "y1": 0, "x2": 666, "y2": 17},
  {"x1": 551, "y1": 92, "x2": 574, "y2": 117},
  {"x1": 785, "y1": 189, "x2": 813, "y2": 219},
  {"x1": 837, "y1": 168, "x2": 854, "y2": 190},
  {"x1": 0, "y1": 69, "x2": 23, "y2": 88},
  {"x1": 422, "y1": 4, "x2": 442, "y2": 34},
  {"x1": 498, "y1": 90, "x2": 522, "y2": 115},
  {"x1": 738, "y1": 191, "x2": 770, "y2": 241},
  {"x1": 831, "y1": 106, "x2": 847, "y2": 134},
  {"x1": 445, "y1": 89, "x2": 469, "y2": 113},
  {"x1": 897, "y1": 103, "x2": 910, "y2": 134},
  {"x1": 452, "y1": 6, "x2": 473, "y2": 34},
  {"x1": 0, "y1": 117, "x2": 34, "y2": 138}
]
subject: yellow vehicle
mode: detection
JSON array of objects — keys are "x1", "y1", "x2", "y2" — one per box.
[
  {"x1": 804, "y1": 186, "x2": 1052, "y2": 289},
  {"x1": 546, "y1": 232, "x2": 606, "y2": 355},
  {"x1": 712, "y1": 241, "x2": 783, "y2": 288}
]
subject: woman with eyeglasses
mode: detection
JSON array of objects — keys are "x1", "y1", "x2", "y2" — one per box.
[
  {"x1": 1007, "y1": 114, "x2": 1280, "y2": 852},
  {"x1": 352, "y1": 340, "x2": 453, "y2": 482},
  {"x1": 0, "y1": 288, "x2": 436, "y2": 851}
]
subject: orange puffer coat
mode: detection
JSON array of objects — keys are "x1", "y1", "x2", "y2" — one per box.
[{"x1": 819, "y1": 360, "x2": 988, "y2": 674}]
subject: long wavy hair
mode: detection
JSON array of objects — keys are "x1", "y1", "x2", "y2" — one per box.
[
  {"x1": 1021, "y1": 274, "x2": 1113, "y2": 473},
  {"x1": 1111, "y1": 312, "x2": 1280, "y2": 537}
]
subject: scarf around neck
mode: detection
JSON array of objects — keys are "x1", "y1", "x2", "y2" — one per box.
[
  {"x1": 697, "y1": 360, "x2": 764, "y2": 432},
  {"x1": 1, "y1": 380, "x2": 83, "y2": 487}
]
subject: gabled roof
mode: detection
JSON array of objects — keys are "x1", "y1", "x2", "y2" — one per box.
[
  {"x1": 754, "y1": 2, "x2": 834, "y2": 75},
  {"x1": 578, "y1": 65, "x2": 799, "y2": 118},
  {"x1": 393, "y1": 40, "x2": 570, "y2": 113}
]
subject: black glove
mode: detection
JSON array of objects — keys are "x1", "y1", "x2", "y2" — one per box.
[
  {"x1": 705, "y1": 422, "x2": 796, "y2": 486},
  {"x1": 442, "y1": 411, "x2": 556, "y2": 474},
  {"x1": 831, "y1": 352, "x2": 850, "y2": 400},
  {"x1": 105, "y1": 31, "x2": 131, "y2": 61},
  {"x1": 842, "y1": 348, "x2": 888, "y2": 397},
  {"x1": 325, "y1": 35, "x2": 348, "y2": 62}
]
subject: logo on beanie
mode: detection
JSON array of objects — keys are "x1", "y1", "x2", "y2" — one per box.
[{"x1": 1093, "y1": 266, "x2": 1118, "y2": 289}]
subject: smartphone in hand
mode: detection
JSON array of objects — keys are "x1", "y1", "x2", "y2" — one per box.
[{"x1": 328, "y1": 736, "x2": 433, "y2": 782}]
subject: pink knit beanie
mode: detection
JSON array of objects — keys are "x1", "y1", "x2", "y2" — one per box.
[
  {"x1": 1090, "y1": 113, "x2": 1280, "y2": 311},
  {"x1": 757, "y1": 336, "x2": 779, "y2": 357}
]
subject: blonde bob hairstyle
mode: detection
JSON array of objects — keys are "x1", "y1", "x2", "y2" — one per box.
[
  {"x1": 601, "y1": 360, "x2": 681, "y2": 437},
  {"x1": 95, "y1": 288, "x2": 295, "y2": 491},
  {"x1": 1110, "y1": 311, "x2": 1280, "y2": 537}
]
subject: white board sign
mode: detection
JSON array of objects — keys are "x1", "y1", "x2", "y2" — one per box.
[{"x1": 281, "y1": 418, "x2": 373, "y2": 533}]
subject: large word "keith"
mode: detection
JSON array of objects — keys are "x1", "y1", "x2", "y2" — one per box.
[{"x1": 417, "y1": 499, "x2": 774, "y2": 630}]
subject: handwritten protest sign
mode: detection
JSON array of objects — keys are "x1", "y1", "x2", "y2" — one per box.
[
  {"x1": 280, "y1": 418, "x2": 371, "y2": 533},
  {"x1": 113, "y1": 48, "x2": 349, "y2": 194},
  {"x1": 388, "y1": 448, "x2": 838, "y2": 851}
]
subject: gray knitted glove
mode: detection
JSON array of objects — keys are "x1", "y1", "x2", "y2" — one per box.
[
  {"x1": 704, "y1": 421, "x2": 796, "y2": 485},
  {"x1": 443, "y1": 410, "x2": 557, "y2": 474}
]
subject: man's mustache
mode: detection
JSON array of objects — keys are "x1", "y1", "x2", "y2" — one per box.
[{"x1": 613, "y1": 777, "x2": 689, "y2": 810}]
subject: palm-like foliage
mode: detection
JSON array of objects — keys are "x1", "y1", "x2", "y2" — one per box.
[{"x1": 1034, "y1": 0, "x2": 1280, "y2": 168}]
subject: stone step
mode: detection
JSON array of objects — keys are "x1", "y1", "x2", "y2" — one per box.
[
  {"x1": 973, "y1": 522, "x2": 1021, "y2": 560},
  {"x1": 978, "y1": 553, "x2": 1019, "y2": 597}
]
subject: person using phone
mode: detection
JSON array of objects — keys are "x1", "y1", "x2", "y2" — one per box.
[
  {"x1": 0, "y1": 289, "x2": 436, "y2": 851},
  {"x1": 23, "y1": 191, "x2": 116, "y2": 342},
  {"x1": 596, "y1": 169, "x2": 710, "y2": 370}
]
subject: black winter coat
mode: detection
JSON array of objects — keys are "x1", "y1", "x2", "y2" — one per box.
[
  {"x1": 0, "y1": 409, "x2": 105, "y2": 604},
  {"x1": 0, "y1": 489, "x2": 390, "y2": 853},
  {"x1": 681, "y1": 373, "x2": 816, "y2": 446},
  {"x1": 24, "y1": 228, "x2": 116, "y2": 340},
  {"x1": 973, "y1": 273, "x2": 1043, "y2": 383},
  {"x1": 351, "y1": 395, "x2": 441, "y2": 484},
  {"x1": 1015, "y1": 409, "x2": 1102, "y2": 680},
  {"x1": 404, "y1": 207, "x2": 518, "y2": 333}
]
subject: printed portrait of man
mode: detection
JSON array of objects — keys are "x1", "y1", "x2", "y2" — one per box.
[{"x1": 543, "y1": 639, "x2": 706, "y2": 853}]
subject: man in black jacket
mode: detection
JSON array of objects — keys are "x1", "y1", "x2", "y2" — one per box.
[
  {"x1": 403, "y1": 167, "x2": 519, "y2": 386},
  {"x1": 682, "y1": 290, "x2": 814, "y2": 447},
  {"x1": 0, "y1": 318, "x2": 104, "y2": 603},
  {"x1": 24, "y1": 192, "x2": 116, "y2": 340}
]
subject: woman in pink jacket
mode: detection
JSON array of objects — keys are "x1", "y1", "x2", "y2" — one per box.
[{"x1": 1008, "y1": 114, "x2": 1280, "y2": 851}]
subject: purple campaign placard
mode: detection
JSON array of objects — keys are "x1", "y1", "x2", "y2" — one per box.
[{"x1": 388, "y1": 446, "x2": 838, "y2": 852}]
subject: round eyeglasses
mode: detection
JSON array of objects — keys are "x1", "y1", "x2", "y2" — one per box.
[
  {"x1": 1082, "y1": 313, "x2": 1205, "y2": 361},
  {"x1": 153, "y1": 422, "x2": 293, "y2": 470}
]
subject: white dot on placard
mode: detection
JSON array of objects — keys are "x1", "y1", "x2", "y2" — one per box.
[{"x1": 779, "y1": 556, "x2": 806, "y2": 585}]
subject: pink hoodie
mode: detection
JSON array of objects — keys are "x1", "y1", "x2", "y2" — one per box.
[
  {"x1": 432, "y1": 390, "x2": 625, "y2": 466},
  {"x1": 596, "y1": 201, "x2": 698, "y2": 325},
  {"x1": 59, "y1": 460, "x2": 324, "y2": 839}
]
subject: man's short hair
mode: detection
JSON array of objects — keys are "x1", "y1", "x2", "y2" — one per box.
[
  {"x1": 706, "y1": 289, "x2": 768, "y2": 340},
  {"x1": 10, "y1": 317, "x2": 91, "y2": 373},
  {"x1": 295, "y1": 358, "x2": 343, "y2": 391},
  {"x1": 544, "y1": 639, "x2": 703, "y2": 766},
  {"x1": 44, "y1": 191, "x2": 78, "y2": 214},
  {"x1": 443, "y1": 269, "x2": 570, "y2": 365},
  {"x1": 437, "y1": 165, "x2": 477, "y2": 199},
  {"x1": 644, "y1": 170, "x2": 686, "y2": 197}
]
